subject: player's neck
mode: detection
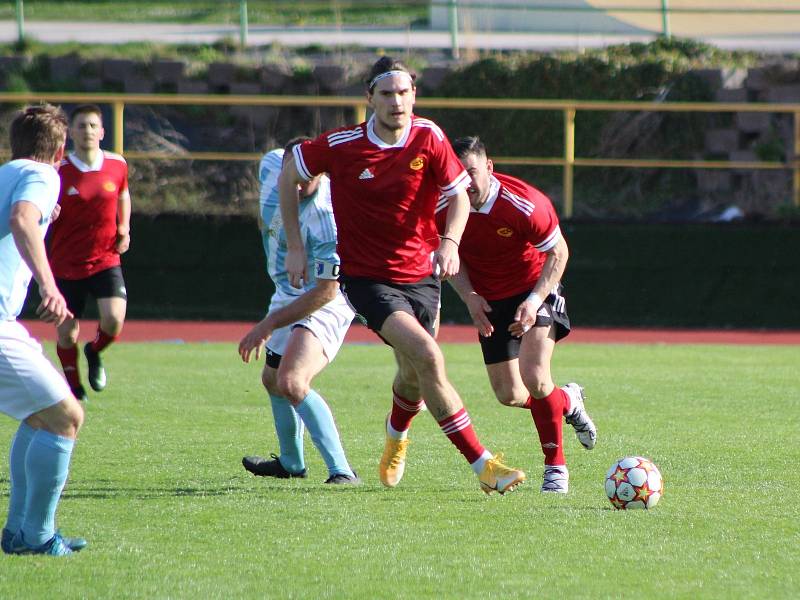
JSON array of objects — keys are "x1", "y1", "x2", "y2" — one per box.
[
  {"x1": 373, "y1": 120, "x2": 405, "y2": 145},
  {"x1": 75, "y1": 147, "x2": 101, "y2": 166}
]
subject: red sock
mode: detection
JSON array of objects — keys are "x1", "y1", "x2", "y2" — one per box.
[
  {"x1": 90, "y1": 328, "x2": 117, "y2": 353},
  {"x1": 56, "y1": 344, "x2": 81, "y2": 388},
  {"x1": 519, "y1": 396, "x2": 533, "y2": 410},
  {"x1": 438, "y1": 408, "x2": 486, "y2": 464},
  {"x1": 389, "y1": 389, "x2": 424, "y2": 433},
  {"x1": 530, "y1": 388, "x2": 567, "y2": 466}
]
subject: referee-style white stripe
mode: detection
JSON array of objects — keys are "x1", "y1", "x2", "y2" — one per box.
[
  {"x1": 292, "y1": 144, "x2": 313, "y2": 181},
  {"x1": 535, "y1": 225, "x2": 562, "y2": 252},
  {"x1": 440, "y1": 170, "x2": 470, "y2": 195},
  {"x1": 501, "y1": 189, "x2": 534, "y2": 216},
  {"x1": 440, "y1": 411, "x2": 471, "y2": 434}
]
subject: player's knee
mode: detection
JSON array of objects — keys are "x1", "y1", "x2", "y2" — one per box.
[
  {"x1": 495, "y1": 390, "x2": 524, "y2": 407},
  {"x1": 408, "y1": 342, "x2": 443, "y2": 378},
  {"x1": 276, "y1": 371, "x2": 309, "y2": 404},
  {"x1": 261, "y1": 369, "x2": 279, "y2": 395},
  {"x1": 521, "y1": 369, "x2": 551, "y2": 399}
]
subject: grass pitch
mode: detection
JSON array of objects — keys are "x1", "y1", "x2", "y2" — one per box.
[{"x1": 1, "y1": 340, "x2": 798, "y2": 598}]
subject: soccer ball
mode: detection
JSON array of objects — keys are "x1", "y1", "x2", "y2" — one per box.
[{"x1": 605, "y1": 456, "x2": 663, "y2": 510}]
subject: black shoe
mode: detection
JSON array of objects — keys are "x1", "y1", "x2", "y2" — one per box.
[
  {"x1": 324, "y1": 471, "x2": 361, "y2": 485},
  {"x1": 83, "y1": 343, "x2": 106, "y2": 392},
  {"x1": 70, "y1": 384, "x2": 88, "y2": 402},
  {"x1": 242, "y1": 454, "x2": 307, "y2": 478}
]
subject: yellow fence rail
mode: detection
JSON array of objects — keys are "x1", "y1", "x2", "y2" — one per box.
[{"x1": 1, "y1": 92, "x2": 798, "y2": 217}]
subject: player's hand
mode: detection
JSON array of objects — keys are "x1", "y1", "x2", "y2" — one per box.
[
  {"x1": 509, "y1": 296, "x2": 542, "y2": 338},
  {"x1": 465, "y1": 292, "x2": 493, "y2": 337},
  {"x1": 435, "y1": 237, "x2": 460, "y2": 279},
  {"x1": 238, "y1": 321, "x2": 273, "y2": 364},
  {"x1": 36, "y1": 284, "x2": 72, "y2": 326},
  {"x1": 116, "y1": 232, "x2": 130, "y2": 254},
  {"x1": 285, "y1": 247, "x2": 307, "y2": 289}
]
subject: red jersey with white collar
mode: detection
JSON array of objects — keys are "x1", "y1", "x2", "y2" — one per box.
[
  {"x1": 435, "y1": 172, "x2": 562, "y2": 300},
  {"x1": 293, "y1": 114, "x2": 470, "y2": 283},
  {"x1": 49, "y1": 151, "x2": 128, "y2": 280}
]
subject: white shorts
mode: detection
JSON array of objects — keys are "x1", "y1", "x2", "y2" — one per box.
[
  {"x1": 266, "y1": 291, "x2": 355, "y2": 363},
  {"x1": 0, "y1": 320, "x2": 71, "y2": 421}
]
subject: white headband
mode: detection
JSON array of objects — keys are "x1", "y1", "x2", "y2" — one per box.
[{"x1": 368, "y1": 70, "x2": 414, "y2": 91}]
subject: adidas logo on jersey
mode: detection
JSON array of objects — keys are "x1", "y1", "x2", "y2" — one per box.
[
  {"x1": 358, "y1": 168, "x2": 374, "y2": 180},
  {"x1": 66, "y1": 186, "x2": 79, "y2": 195}
]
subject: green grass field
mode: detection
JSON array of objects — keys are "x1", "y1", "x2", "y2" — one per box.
[
  {"x1": 0, "y1": 1, "x2": 427, "y2": 27},
  {"x1": 1, "y1": 341, "x2": 798, "y2": 598}
]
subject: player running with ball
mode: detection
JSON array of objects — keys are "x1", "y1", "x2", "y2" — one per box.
[
  {"x1": 438, "y1": 136, "x2": 597, "y2": 494},
  {"x1": 279, "y1": 57, "x2": 526, "y2": 494}
]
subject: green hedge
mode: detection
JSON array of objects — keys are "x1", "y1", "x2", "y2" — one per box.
[{"x1": 24, "y1": 215, "x2": 800, "y2": 329}]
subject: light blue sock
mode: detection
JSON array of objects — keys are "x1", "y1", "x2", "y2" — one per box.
[
  {"x1": 4, "y1": 422, "x2": 36, "y2": 534},
  {"x1": 269, "y1": 393, "x2": 305, "y2": 473},
  {"x1": 294, "y1": 390, "x2": 354, "y2": 478},
  {"x1": 20, "y1": 429, "x2": 74, "y2": 547}
]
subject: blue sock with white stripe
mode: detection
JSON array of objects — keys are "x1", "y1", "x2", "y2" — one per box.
[
  {"x1": 21, "y1": 429, "x2": 74, "y2": 547},
  {"x1": 294, "y1": 390, "x2": 354, "y2": 478},
  {"x1": 4, "y1": 422, "x2": 36, "y2": 534},
  {"x1": 269, "y1": 393, "x2": 305, "y2": 473}
]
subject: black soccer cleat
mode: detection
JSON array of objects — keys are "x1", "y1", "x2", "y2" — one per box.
[
  {"x1": 242, "y1": 454, "x2": 307, "y2": 479},
  {"x1": 324, "y1": 471, "x2": 361, "y2": 485},
  {"x1": 83, "y1": 342, "x2": 106, "y2": 392},
  {"x1": 70, "y1": 384, "x2": 88, "y2": 402}
]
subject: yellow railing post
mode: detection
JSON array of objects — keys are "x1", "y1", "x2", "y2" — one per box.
[
  {"x1": 563, "y1": 107, "x2": 576, "y2": 219},
  {"x1": 353, "y1": 102, "x2": 366, "y2": 124},
  {"x1": 112, "y1": 101, "x2": 124, "y2": 155}
]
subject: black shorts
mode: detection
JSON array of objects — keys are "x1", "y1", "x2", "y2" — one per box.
[
  {"x1": 479, "y1": 285, "x2": 571, "y2": 365},
  {"x1": 339, "y1": 275, "x2": 440, "y2": 338},
  {"x1": 57, "y1": 266, "x2": 127, "y2": 319}
]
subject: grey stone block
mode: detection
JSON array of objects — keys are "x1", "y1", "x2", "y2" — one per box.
[
  {"x1": 705, "y1": 129, "x2": 739, "y2": 154},
  {"x1": 735, "y1": 112, "x2": 771, "y2": 133},
  {"x1": 48, "y1": 55, "x2": 82, "y2": 81},
  {"x1": 260, "y1": 65, "x2": 290, "y2": 93},
  {"x1": 313, "y1": 64, "x2": 346, "y2": 91},
  {"x1": 208, "y1": 62, "x2": 236, "y2": 86},
  {"x1": 729, "y1": 150, "x2": 758, "y2": 163},
  {"x1": 715, "y1": 88, "x2": 747, "y2": 103},
  {"x1": 177, "y1": 79, "x2": 209, "y2": 94},
  {"x1": 745, "y1": 68, "x2": 771, "y2": 91},
  {"x1": 123, "y1": 75, "x2": 153, "y2": 94},
  {"x1": 419, "y1": 66, "x2": 452, "y2": 91},
  {"x1": 102, "y1": 59, "x2": 136, "y2": 82},
  {"x1": 152, "y1": 60, "x2": 185, "y2": 83},
  {"x1": 229, "y1": 82, "x2": 261, "y2": 95},
  {"x1": 765, "y1": 85, "x2": 800, "y2": 103},
  {"x1": 696, "y1": 170, "x2": 732, "y2": 192},
  {"x1": 80, "y1": 77, "x2": 104, "y2": 92}
]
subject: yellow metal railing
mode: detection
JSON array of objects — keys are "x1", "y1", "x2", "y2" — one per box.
[{"x1": 1, "y1": 92, "x2": 798, "y2": 216}]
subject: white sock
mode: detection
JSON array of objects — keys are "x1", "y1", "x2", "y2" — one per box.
[{"x1": 470, "y1": 450, "x2": 494, "y2": 475}]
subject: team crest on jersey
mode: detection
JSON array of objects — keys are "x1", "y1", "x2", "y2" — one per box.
[
  {"x1": 496, "y1": 227, "x2": 514, "y2": 237},
  {"x1": 409, "y1": 156, "x2": 424, "y2": 171},
  {"x1": 103, "y1": 181, "x2": 117, "y2": 192}
]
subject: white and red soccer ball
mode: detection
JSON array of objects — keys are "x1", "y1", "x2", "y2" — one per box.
[{"x1": 605, "y1": 456, "x2": 663, "y2": 510}]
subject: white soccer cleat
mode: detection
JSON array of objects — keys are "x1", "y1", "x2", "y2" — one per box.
[
  {"x1": 563, "y1": 383, "x2": 597, "y2": 450},
  {"x1": 541, "y1": 465, "x2": 569, "y2": 494}
]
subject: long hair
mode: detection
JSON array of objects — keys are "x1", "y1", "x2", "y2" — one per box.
[{"x1": 365, "y1": 56, "x2": 417, "y2": 93}]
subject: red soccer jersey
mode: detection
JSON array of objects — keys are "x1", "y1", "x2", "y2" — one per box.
[
  {"x1": 293, "y1": 114, "x2": 470, "y2": 283},
  {"x1": 435, "y1": 172, "x2": 562, "y2": 300},
  {"x1": 49, "y1": 151, "x2": 129, "y2": 280}
]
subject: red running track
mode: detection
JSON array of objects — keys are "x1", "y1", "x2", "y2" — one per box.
[{"x1": 20, "y1": 320, "x2": 800, "y2": 345}]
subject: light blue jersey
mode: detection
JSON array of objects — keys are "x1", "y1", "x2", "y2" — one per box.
[
  {"x1": 258, "y1": 149, "x2": 339, "y2": 305},
  {"x1": 0, "y1": 159, "x2": 61, "y2": 320}
]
